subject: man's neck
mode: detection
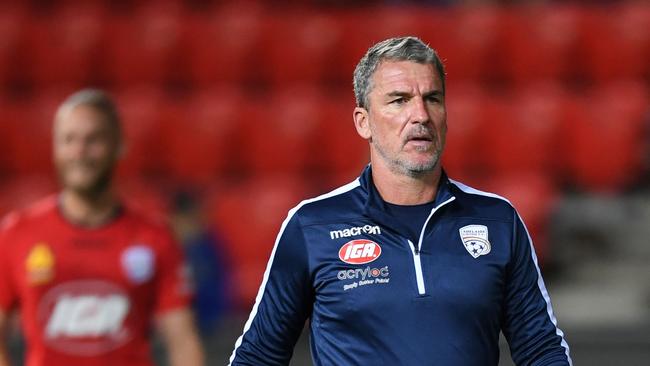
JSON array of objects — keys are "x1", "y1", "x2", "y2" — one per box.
[
  {"x1": 371, "y1": 159, "x2": 442, "y2": 206},
  {"x1": 59, "y1": 188, "x2": 121, "y2": 228}
]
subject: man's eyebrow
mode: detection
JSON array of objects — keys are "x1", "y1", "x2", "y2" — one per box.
[
  {"x1": 385, "y1": 90, "x2": 443, "y2": 98},
  {"x1": 422, "y1": 90, "x2": 444, "y2": 98},
  {"x1": 386, "y1": 91, "x2": 412, "y2": 98}
]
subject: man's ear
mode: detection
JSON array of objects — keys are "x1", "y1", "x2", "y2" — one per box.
[{"x1": 353, "y1": 107, "x2": 371, "y2": 140}]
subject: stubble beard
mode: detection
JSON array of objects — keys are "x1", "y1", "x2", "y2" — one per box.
[
  {"x1": 372, "y1": 138, "x2": 442, "y2": 178},
  {"x1": 58, "y1": 163, "x2": 115, "y2": 201}
]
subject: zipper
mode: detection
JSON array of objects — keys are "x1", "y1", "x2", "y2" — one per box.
[{"x1": 408, "y1": 197, "x2": 456, "y2": 295}]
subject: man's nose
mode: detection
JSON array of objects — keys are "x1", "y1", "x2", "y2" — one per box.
[{"x1": 410, "y1": 97, "x2": 430, "y2": 124}]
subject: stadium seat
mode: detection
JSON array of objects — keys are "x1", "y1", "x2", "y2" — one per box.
[
  {"x1": 2, "y1": 92, "x2": 64, "y2": 177},
  {"x1": 0, "y1": 175, "x2": 58, "y2": 218},
  {"x1": 327, "y1": 6, "x2": 435, "y2": 85},
  {"x1": 316, "y1": 92, "x2": 369, "y2": 186},
  {"x1": 113, "y1": 87, "x2": 167, "y2": 179},
  {"x1": 442, "y1": 82, "x2": 488, "y2": 182},
  {"x1": 560, "y1": 81, "x2": 649, "y2": 193},
  {"x1": 238, "y1": 86, "x2": 324, "y2": 178},
  {"x1": 482, "y1": 172, "x2": 559, "y2": 266},
  {"x1": 158, "y1": 87, "x2": 244, "y2": 186},
  {"x1": 579, "y1": 4, "x2": 650, "y2": 82},
  {"x1": 0, "y1": 5, "x2": 27, "y2": 91},
  {"x1": 182, "y1": 3, "x2": 264, "y2": 87},
  {"x1": 21, "y1": 3, "x2": 106, "y2": 88},
  {"x1": 206, "y1": 176, "x2": 307, "y2": 307},
  {"x1": 499, "y1": 5, "x2": 581, "y2": 85},
  {"x1": 424, "y1": 5, "x2": 501, "y2": 83},
  {"x1": 480, "y1": 83, "x2": 565, "y2": 177},
  {"x1": 102, "y1": 2, "x2": 184, "y2": 88},
  {"x1": 259, "y1": 11, "x2": 340, "y2": 86}
]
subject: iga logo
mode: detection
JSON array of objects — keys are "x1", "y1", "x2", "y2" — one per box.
[{"x1": 338, "y1": 239, "x2": 381, "y2": 264}]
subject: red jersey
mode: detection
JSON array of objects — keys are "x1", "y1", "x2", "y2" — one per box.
[{"x1": 0, "y1": 195, "x2": 193, "y2": 366}]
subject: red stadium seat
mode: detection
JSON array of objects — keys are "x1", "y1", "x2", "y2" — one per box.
[
  {"x1": 499, "y1": 5, "x2": 581, "y2": 85},
  {"x1": 579, "y1": 4, "x2": 650, "y2": 83},
  {"x1": 327, "y1": 6, "x2": 438, "y2": 85},
  {"x1": 443, "y1": 82, "x2": 489, "y2": 182},
  {"x1": 182, "y1": 3, "x2": 264, "y2": 87},
  {"x1": 2, "y1": 92, "x2": 64, "y2": 177},
  {"x1": 316, "y1": 93, "x2": 369, "y2": 186},
  {"x1": 561, "y1": 82, "x2": 649, "y2": 193},
  {"x1": 479, "y1": 83, "x2": 565, "y2": 178},
  {"x1": 113, "y1": 87, "x2": 166, "y2": 179},
  {"x1": 0, "y1": 175, "x2": 58, "y2": 218},
  {"x1": 158, "y1": 87, "x2": 244, "y2": 186},
  {"x1": 21, "y1": 3, "x2": 106, "y2": 88},
  {"x1": 482, "y1": 172, "x2": 559, "y2": 266},
  {"x1": 207, "y1": 176, "x2": 307, "y2": 307},
  {"x1": 0, "y1": 5, "x2": 27, "y2": 90},
  {"x1": 102, "y1": 2, "x2": 184, "y2": 88},
  {"x1": 423, "y1": 6, "x2": 501, "y2": 83},
  {"x1": 259, "y1": 11, "x2": 341, "y2": 86},
  {"x1": 238, "y1": 86, "x2": 324, "y2": 178}
]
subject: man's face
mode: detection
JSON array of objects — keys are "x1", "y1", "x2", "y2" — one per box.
[
  {"x1": 355, "y1": 60, "x2": 447, "y2": 177},
  {"x1": 53, "y1": 105, "x2": 120, "y2": 196}
]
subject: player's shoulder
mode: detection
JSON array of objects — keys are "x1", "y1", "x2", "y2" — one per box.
[
  {"x1": 121, "y1": 203, "x2": 173, "y2": 236},
  {"x1": 0, "y1": 195, "x2": 59, "y2": 234},
  {"x1": 447, "y1": 178, "x2": 516, "y2": 221},
  {"x1": 291, "y1": 179, "x2": 363, "y2": 225}
]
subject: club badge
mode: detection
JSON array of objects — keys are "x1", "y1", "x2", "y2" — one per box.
[
  {"x1": 121, "y1": 245, "x2": 155, "y2": 284},
  {"x1": 459, "y1": 225, "x2": 491, "y2": 259}
]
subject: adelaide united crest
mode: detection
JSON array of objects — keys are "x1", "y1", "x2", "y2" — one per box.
[{"x1": 459, "y1": 225, "x2": 491, "y2": 259}]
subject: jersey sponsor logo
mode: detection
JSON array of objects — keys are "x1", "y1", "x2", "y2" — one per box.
[
  {"x1": 25, "y1": 242, "x2": 55, "y2": 285},
  {"x1": 337, "y1": 266, "x2": 390, "y2": 291},
  {"x1": 459, "y1": 224, "x2": 491, "y2": 258},
  {"x1": 46, "y1": 294, "x2": 129, "y2": 338},
  {"x1": 330, "y1": 225, "x2": 381, "y2": 240},
  {"x1": 121, "y1": 245, "x2": 155, "y2": 284},
  {"x1": 38, "y1": 280, "x2": 133, "y2": 355},
  {"x1": 338, "y1": 239, "x2": 381, "y2": 264}
]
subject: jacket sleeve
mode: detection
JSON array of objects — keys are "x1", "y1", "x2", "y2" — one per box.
[
  {"x1": 229, "y1": 210, "x2": 313, "y2": 366},
  {"x1": 502, "y1": 211, "x2": 572, "y2": 366}
]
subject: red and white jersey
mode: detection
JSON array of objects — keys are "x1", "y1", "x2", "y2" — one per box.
[{"x1": 0, "y1": 195, "x2": 193, "y2": 366}]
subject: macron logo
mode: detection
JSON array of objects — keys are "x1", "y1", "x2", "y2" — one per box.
[{"x1": 330, "y1": 225, "x2": 381, "y2": 240}]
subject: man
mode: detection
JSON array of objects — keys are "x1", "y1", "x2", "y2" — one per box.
[
  {"x1": 0, "y1": 89, "x2": 204, "y2": 366},
  {"x1": 229, "y1": 37, "x2": 571, "y2": 365}
]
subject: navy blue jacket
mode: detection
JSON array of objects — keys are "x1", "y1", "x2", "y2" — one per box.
[{"x1": 229, "y1": 166, "x2": 571, "y2": 365}]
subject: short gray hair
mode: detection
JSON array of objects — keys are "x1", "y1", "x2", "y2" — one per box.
[
  {"x1": 56, "y1": 88, "x2": 122, "y2": 138},
  {"x1": 353, "y1": 36, "x2": 446, "y2": 108}
]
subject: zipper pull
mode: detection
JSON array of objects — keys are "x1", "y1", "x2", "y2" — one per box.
[{"x1": 414, "y1": 246, "x2": 420, "y2": 255}]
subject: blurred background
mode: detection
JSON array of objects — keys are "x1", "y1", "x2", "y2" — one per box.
[{"x1": 0, "y1": 0, "x2": 649, "y2": 364}]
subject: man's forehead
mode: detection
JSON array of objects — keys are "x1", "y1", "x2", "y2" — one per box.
[
  {"x1": 54, "y1": 105, "x2": 114, "y2": 134},
  {"x1": 372, "y1": 61, "x2": 440, "y2": 94}
]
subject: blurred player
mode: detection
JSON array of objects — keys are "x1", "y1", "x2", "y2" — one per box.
[
  {"x1": 0, "y1": 89, "x2": 204, "y2": 366},
  {"x1": 229, "y1": 37, "x2": 572, "y2": 365}
]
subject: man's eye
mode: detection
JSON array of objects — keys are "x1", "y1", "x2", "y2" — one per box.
[
  {"x1": 390, "y1": 98, "x2": 406, "y2": 105},
  {"x1": 425, "y1": 96, "x2": 441, "y2": 104}
]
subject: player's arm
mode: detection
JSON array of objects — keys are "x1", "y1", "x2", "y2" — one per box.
[
  {"x1": 228, "y1": 212, "x2": 313, "y2": 366},
  {"x1": 502, "y1": 211, "x2": 572, "y2": 366},
  {"x1": 0, "y1": 222, "x2": 16, "y2": 366},
  {"x1": 0, "y1": 310, "x2": 10, "y2": 366},
  {"x1": 157, "y1": 307, "x2": 203, "y2": 366}
]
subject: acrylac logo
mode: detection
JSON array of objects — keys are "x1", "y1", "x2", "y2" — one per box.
[{"x1": 338, "y1": 239, "x2": 381, "y2": 265}]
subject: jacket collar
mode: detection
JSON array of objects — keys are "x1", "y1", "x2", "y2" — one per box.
[{"x1": 359, "y1": 164, "x2": 455, "y2": 240}]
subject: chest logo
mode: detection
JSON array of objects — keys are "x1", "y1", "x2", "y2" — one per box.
[
  {"x1": 459, "y1": 225, "x2": 491, "y2": 258},
  {"x1": 26, "y1": 242, "x2": 55, "y2": 285},
  {"x1": 338, "y1": 239, "x2": 381, "y2": 264},
  {"x1": 330, "y1": 225, "x2": 381, "y2": 240},
  {"x1": 121, "y1": 245, "x2": 155, "y2": 284}
]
